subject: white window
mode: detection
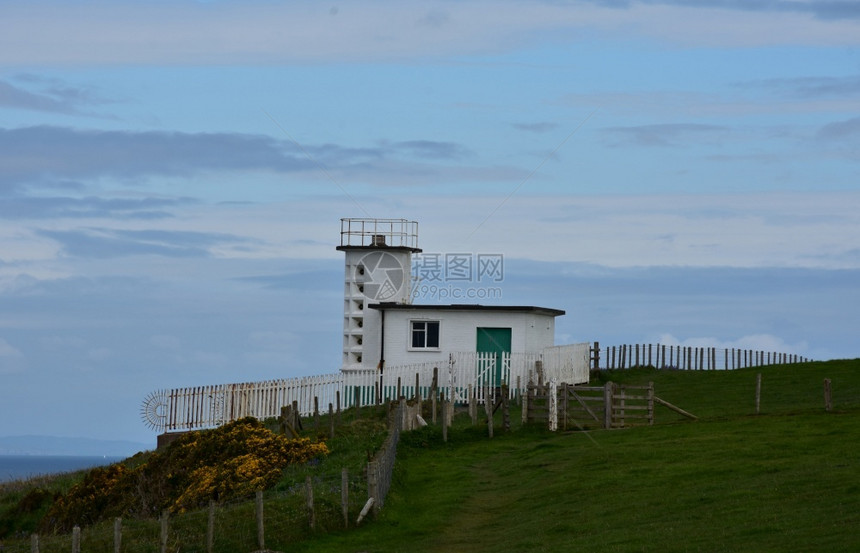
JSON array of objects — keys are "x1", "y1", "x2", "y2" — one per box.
[{"x1": 410, "y1": 320, "x2": 440, "y2": 349}]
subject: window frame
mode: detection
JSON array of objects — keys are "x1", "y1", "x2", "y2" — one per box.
[{"x1": 408, "y1": 319, "x2": 441, "y2": 351}]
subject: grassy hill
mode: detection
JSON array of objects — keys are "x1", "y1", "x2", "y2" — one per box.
[
  {"x1": 1, "y1": 359, "x2": 858, "y2": 552},
  {"x1": 296, "y1": 359, "x2": 860, "y2": 552}
]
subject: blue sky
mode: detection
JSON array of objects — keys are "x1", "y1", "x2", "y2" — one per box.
[{"x1": 1, "y1": 0, "x2": 859, "y2": 450}]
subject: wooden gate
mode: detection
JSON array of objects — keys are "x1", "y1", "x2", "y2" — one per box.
[
  {"x1": 525, "y1": 381, "x2": 659, "y2": 429},
  {"x1": 603, "y1": 382, "x2": 654, "y2": 429}
]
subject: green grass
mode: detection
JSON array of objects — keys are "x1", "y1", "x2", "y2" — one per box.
[
  {"x1": 3, "y1": 360, "x2": 859, "y2": 552},
  {"x1": 296, "y1": 360, "x2": 860, "y2": 553}
]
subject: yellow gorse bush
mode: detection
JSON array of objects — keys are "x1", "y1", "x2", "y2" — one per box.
[{"x1": 43, "y1": 418, "x2": 328, "y2": 531}]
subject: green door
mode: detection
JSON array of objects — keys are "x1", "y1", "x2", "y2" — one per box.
[{"x1": 476, "y1": 327, "x2": 512, "y2": 385}]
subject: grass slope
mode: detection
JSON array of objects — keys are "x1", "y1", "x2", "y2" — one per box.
[{"x1": 298, "y1": 360, "x2": 860, "y2": 553}]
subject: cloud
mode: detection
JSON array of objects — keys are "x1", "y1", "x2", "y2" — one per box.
[
  {"x1": 0, "y1": 338, "x2": 23, "y2": 358},
  {"x1": 2, "y1": 1, "x2": 859, "y2": 67},
  {"x1": 239, "y1": 270, "x2": 340, "y2": 291},
  {"x1": 0, "y1": 338, "x2": 24, "y2": 374},
  {"x1": 512, "y1": 122, "x2": 559, "y2": 133},
  {"x1": 0, "y1": 126, "x2": 315, "y2": 186},
  {"x1": 0, "y1": 195, "x2": 191, "y2": 219},
  {"x1": 596, "y1": 1, "x2": 860, "y2": 21},
  {"x1": 0, "y1": 126, "x2": 487, "y2": 193},
  {"x1": 392, "y1": 140, "x2": 471, "y2": 160},
  {"x1": 416, "y1": 8, "x2": 451, "y2": 28},
  {"x1": 601, "y1": 123, "x2": 727, "y2": 147},
  {"x1": 656, "y1": 333, "x2": 809, "y2": 355},
  {"x1": 0, "y1": 77, "x2": 111, "y2": 116},
  {"x1": 737, "y1": 74, "x2": 860, "y2": 99},
  {"x1": 0, "y1": 80, "x2": 79, "y2": 114},
  {"x1": 817, "y1": 116, "x2": 860, "y2": 140},
  {"x1": 36, "y1": 228, "x2": 259, "y2": 259}
]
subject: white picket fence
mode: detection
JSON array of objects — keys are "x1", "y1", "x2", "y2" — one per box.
[{"x1": 141, "y1": 343, "x2": 591, "y2": 433}]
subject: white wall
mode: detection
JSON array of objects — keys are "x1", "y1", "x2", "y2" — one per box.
[{"x1": 367, "y1": 309, "x2": 558, "y2": 369}]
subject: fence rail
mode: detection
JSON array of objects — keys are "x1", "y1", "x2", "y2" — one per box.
[
  {"x1": 595, "y1": 343, "x2": 809, "y2": 371},
  {"x1": 143, "y1": 344, "x2": 591, "y2": 434}
]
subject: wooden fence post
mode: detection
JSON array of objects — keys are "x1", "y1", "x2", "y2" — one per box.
[
  {"x1": 561, "y1": 383, "x2": 569, "y2": 431},
  {"x1": 469, "y1": 384, "x2": 477, "y2": 425},
  {"x1": 30, "y1": 533, "x2": 39, "y2": 553},
  {"x1": 442, "y1": 400, "x2": 448, "y2": 442},
  {"x1": 341, "y1": 468, "x2": 350, "y2": 529},
  {"x1": 548, "y1": 379, "x2": 558, "y2": 431},
  {"x1": 207, "y1": 500, "x2": 215, "y2": 553},
  {"x1": 755, "y1": 373, "x2": 762, "y2": 414},
  {"x1": 431, "y1": 367, "x2": 438, "y2": 424},
  {"x1": 306, "y1": 475, "x2": 315, "y2": 530},
  {"x1": 592, "y1": 341, "x2": 600, "y2": 370},
  {"x1": 255, "y1": 490, "x2": 264, "y2": 551},
  {"x1": 824, "y1": 378, "x2": 832, "y2": 412},
  {"x1": 522, "y1": 380, "x2": 530, "y2": 424},
  {"x1": 279, "y1": 405, "x2": 288, "y2": 436},
  {"x1": 314, "y1": 396, "x2": 320, "y2": 430},
  {"x1": 648, "y1": 382, "x2": 655, "y2": 425},
  {"x1": 329, "y1": 403, "x2": 335, "y2": 439},
  {"x1": 603, "y1": 381, "x2": 614, "y2": 429},
  {"x1": 160, "y1": 511, "x2": 168, "y2": 553},
  {"x1": 502, "y1": 386, "x2": 511, "y2": 432},
  {"x1": 113, "y1": 517, "x2": 122, "y2": 553},
  {"x1": 367, "y1": 461, "x2": 378, "y2": 505},
  {"x1": 336, "y1": 390, "x2": 342, "y2": 425},
  {"x1": 72, "y1": 526, "x2": 81, "y2": 553},
  {"x1": 485, "y1": 390, "x2": 494, "y2": 438}
]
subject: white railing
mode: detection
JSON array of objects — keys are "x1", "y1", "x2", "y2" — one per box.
[{"x1": 142, "y1": 343, "x2": 591, "y2": 433}]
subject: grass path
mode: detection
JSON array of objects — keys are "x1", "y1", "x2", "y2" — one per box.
[{"x1": 299, "y1": 361, "x2": 860, "y2": 552}]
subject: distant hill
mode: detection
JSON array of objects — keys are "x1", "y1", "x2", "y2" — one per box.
[{"x1": 0, "y1": 435, "x2": 151, "y2": 457}]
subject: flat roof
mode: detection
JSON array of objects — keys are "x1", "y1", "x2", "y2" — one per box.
[{"x1": 369, "y1": 303, "x2": 565, "y2": 317}]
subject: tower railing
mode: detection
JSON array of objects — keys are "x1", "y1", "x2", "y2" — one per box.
[{"x1": 339, "y1": 218, "x2": 419, "y2": 249}]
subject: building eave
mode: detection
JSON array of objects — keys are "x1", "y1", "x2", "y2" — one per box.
[{"x1": 368, "y1": 303, "x2": 565, "y2": 317}]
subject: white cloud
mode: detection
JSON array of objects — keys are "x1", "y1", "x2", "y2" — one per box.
[
  {"x1": 1, "y1": 1, "x2": 858, "y2": 66},
  {"x1": 0, "y1": 338, "x2": 24, "y2": 374},
  {"x1": 0, "y1": 337, "x2": 22, "y2": 357},
  {"x1": 657, "y1": 333, "x2": 809, "y2": 356},
  {"x1": 3, "y1": 190, "x2": 858, "y2": 274}
]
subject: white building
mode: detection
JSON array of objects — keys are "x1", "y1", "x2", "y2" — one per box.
[{"x1": 337, "y1": 218, "x2": 566, "y2": 375}]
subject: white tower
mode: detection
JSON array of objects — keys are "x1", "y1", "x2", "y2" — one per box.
[{"x1": 337, "y1": 218, "x2": 421, "y2": 372}]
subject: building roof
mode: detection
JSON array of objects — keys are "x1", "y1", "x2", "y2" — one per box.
[{"x1": 368, "y1": 303, "x2": 565, "y2": 317}]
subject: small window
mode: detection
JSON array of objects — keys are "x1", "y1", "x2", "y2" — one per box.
[{"x1": 410, "y1": 320, "x2": 440, "y2": 349}]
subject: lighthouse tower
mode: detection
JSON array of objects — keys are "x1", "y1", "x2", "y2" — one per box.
[{"x1": 337, "y1": 218, "x2": 421, "y2": 372}]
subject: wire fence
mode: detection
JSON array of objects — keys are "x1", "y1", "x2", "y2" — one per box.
[
  {"x1": 2, "y1": 469, "x2": 370, "y2": 553},
  {"x1": 366, "y1": 402, "x2": 405, "y2": 514}
]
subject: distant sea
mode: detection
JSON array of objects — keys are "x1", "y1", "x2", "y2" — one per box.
[{"x1": 0, "y1": 455, "x2": 125, "y2": 483}]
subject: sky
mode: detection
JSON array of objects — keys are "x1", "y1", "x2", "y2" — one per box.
[{"x1": 1, "y1": 0, "x2": 858, "y2": 450}]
